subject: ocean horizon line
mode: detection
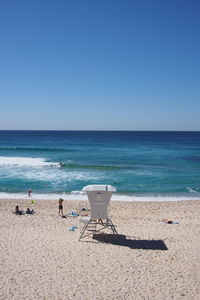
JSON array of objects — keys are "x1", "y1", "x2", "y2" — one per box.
[{"x1": 0, "y1": 129, "x2": 200, "y2": 132}]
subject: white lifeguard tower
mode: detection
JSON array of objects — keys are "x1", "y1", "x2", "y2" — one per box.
[{"x1": 79, "y1": 185, "x2": 118, "y2": 241}]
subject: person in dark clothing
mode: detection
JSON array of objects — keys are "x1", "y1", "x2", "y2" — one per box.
[{"x1": 58, "y1": 198, "x2": 64, "y2": 216}]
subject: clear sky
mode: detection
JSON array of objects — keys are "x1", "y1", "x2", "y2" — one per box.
[{"x1": 0, "y1": 0, "x2": 199, "y2": 130}]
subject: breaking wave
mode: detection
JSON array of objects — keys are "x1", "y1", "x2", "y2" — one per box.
[{"x1": 0, "y1": 156, "x2": 60, "y2": 167}]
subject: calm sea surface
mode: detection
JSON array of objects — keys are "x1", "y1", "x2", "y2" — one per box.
[{"x1": 0, "y1": 130, "x2": 200, "y2": 201}]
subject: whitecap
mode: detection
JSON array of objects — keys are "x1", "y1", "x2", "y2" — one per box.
[
  {"x1": 186, "y1": 187, "x2": 197, "y2": 193},
  {"x1": 0, "y1": 156, "x2": 60, "y2": 167}
]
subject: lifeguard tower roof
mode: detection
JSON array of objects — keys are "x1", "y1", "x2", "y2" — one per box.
[{"x1": 82, "y1": 185, "x2": 116, "y2": 192}]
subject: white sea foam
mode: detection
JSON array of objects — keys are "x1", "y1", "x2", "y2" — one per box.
[
  {"x1": 0, "y1": 156, "x2": 60, "y2": 167},
  {"x1": 8, "y1": 168, "x2": 103, "y2": 182},
  {"x1": 0, "y1": 192, "x2": 199, "y2": 202},
  {"x1": 0, "y1": 157, "x2": 105, "y2": 182},
  {"x1": 186, "y1": 187, "x2": 197, "y2": 193}
]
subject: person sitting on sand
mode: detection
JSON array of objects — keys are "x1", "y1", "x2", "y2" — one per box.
[
  {"x1": 26, "y1": 208, "x2": 35, "y2": 214},
  {"x1": 15, "y1": 206, "x2": 24, "y2": 215},
  {"x1": 58, "y1": 198, "x2": 64, "y2": 216}
]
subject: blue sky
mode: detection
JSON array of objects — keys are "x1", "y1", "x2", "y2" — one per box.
[{"x1": 0, "y1": 0, "x2": 199, "y2": 130}]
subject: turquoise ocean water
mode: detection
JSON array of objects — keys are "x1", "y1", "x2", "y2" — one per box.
[{"x1": 0, "y1": 130, "x2": 200, "y2": 201}]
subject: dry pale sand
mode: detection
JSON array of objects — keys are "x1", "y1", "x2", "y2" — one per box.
[{"x1": 0, "y1": 198, "x2": 200, "y2": 300}]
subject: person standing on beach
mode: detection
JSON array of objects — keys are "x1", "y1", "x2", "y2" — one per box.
[
  {"x1": 28, "y1": 189, "x2": 32, "y2": 197},
  {"x1": 58, "y1": 198, "x2": 64, "y2": 216}
]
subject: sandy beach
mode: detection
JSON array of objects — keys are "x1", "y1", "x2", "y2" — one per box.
[{"x1": 0, "y1": 198, "x2": 200, "y2": 300}]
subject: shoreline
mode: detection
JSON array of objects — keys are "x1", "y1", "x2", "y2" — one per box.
[{"x1": 0, "y1": 191, "x2": 200, "y2": 202}]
